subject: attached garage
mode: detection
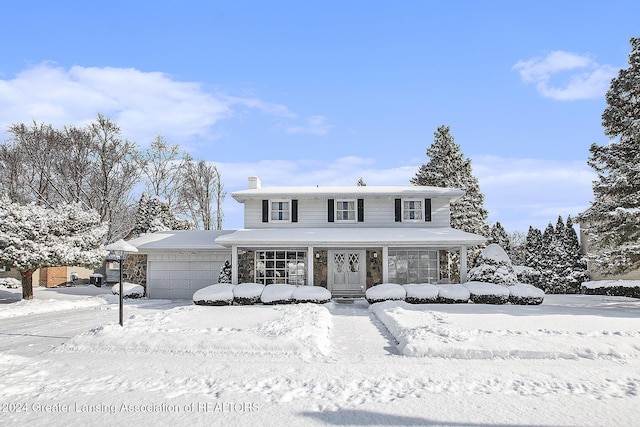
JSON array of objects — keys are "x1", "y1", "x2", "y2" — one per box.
[{"x1": 128, "y1": 230, "x2": 234, "y2": 299}]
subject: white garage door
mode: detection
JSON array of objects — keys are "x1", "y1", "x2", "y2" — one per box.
[{"x1": 147, "y1": 251, "x2": 229, "y2": 299}]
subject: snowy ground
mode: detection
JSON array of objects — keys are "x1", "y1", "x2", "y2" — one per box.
[{"x1": 1, "y1": 285, "x2": 639, "y2": 426}]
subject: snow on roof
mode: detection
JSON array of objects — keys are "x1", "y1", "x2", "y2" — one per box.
[
  {"x1": 215, "y1": 227, "x2": 486, "y2": 248},
  {"x1": 127, "y1": 230, "x2": 235, "y2": 251},
  {"x1": 232, "y1": 185, "x2": 464, "y2": 202}
]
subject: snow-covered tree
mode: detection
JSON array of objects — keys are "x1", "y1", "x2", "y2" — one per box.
[
  {"x1": 411, "y1": 125, "x2": 490, "y2": 238},
  {"x1": 132, "y1": 193, "x2": 192, "y2": 237},
  {"x1": 136, "y1": 135, "x2": 182, "y2": 210},
  {"x1": 0, "y1": 199, "x2": 107, "y2": 300},
  {"x1": 508, "y1": 230, "x2": 527, "y2": 266},
  {"x1": 489, "y1": 222, "x2": 511, "y2": 253},
  {"x1": 218, "y1": 260, "x2": 232, "y2": 284},
  {"x1": 176, "y1": 156, "x2": 226, "y2": 230},
  {"x1": 522, "y1": 226, "x2": 544, "y2": 288},
  {"x1": 581, "y1": 37, "x2": 640, "y2": 275}
]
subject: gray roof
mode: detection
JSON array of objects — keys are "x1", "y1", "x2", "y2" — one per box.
[{"x1": 127, "y1": 230, "x2": 235, "y2": 251}]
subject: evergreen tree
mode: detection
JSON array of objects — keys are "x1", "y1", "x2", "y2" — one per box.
[
  {"x1": 522, "y1": 226, "x2": 544, "y2": 288},
  {"x1": 218, "y1": 260, "x2": 232, "y2": 283},
  {"x1": 581, "y1": 37, "x2": 640, "y2": 275},
  {"x1": 411, "y1": 125, "x2": 490, "y2": 238},
  {"x1": 489, "y1": 222, "x2": 511, "y2": 253},
  {"x1": 564, "y1": 216, "x2": 589, "y2": 290},
  {"x1": 133, "y1": 193, "x2": 192, "y2": 237},
  {"x1": 540, "y1": 222, "x2": 561, "y2": 293}
]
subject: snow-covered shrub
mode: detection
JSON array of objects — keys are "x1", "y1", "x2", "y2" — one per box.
[
  {"x1": 509, "y1": 283, "x2": 545, "y2": 305},
  {"x1": 463, "y1": 281, "x2": 509, "y2": 304},
  {"x1": 292, "y1": 286, "x2": 331, "y2": 304},
  {"x1": 0, "y1": 277, "x2": 21, "y2": 288},
  {"x1": 233, "y1": 283, "x2": 265, "y2": 305},
  {"x1": 111, "y1": 282, "x2": 144, "y2": 299},
  {"x1": 437, "y1": 284, "x2": 470, "y2": 303},
  {"x1": 513, "y1": 265, "x2": 543, "y2": 289},
  {"x1": 365, "y1": 283, "x2": 406, "y2": 304},
  {"x1": 193, "y1": 284, "x2": 235, "y2": 306},
  {"x1": 261, "y1": 284, "x2": 297, "y2": 305},
  {"x1": 403, "y1": 283, "x2": 439, "y2": 304},
  {"x1": 468, "y1": 244, "x2": 518, "y2": 285},
  {"x1": 581, "y1": 280, "x2": 640, "y2": 299}
]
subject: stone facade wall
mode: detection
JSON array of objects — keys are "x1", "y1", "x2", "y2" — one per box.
[
  {"x1": 238, "y1": 250, "x2": 255, "y2": 283},
  {"x1": 123, "y1": 254, "x2": 147, "y2": 288},
  {"x1": 313, "y1": 250, "x2": 328, "y2": 288}
]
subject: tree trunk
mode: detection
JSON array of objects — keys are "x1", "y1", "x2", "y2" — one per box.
[{"x1": 20, "y1": 270, "x2": 35, "y2": 300}]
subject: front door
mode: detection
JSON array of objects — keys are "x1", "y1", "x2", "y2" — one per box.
[{"x1": 329, "y1": 250, "x2": 366, "y2": 296}]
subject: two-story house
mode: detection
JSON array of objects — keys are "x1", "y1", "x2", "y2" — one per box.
[{"x1": 215, "y1": 176, "x2": 486, "y2": 297}]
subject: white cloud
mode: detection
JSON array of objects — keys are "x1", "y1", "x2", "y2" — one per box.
[
  {"x1": 0, "y1": 63, "x2": 328, "y2": 145},
  {"x1": 285, "y1": 115, "x2": 331, "y2": 135},
  {"x1": 513, "y1": 51, "x2": 617, "y2": 100},
  {"x1": 217, "y1": 155, "x2": 595, "y2": 233}
]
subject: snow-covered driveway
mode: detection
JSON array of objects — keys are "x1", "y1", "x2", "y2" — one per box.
[{"x1": 1, "y1": 286, "x2": 640, "y2": 426}]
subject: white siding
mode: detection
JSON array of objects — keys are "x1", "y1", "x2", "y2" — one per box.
[{"x1": 243, "y1": 197, "x2": 452, "y2": 228}]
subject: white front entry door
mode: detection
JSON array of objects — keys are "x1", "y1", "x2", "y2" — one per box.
[{"x1": 329, "y1": 250, "x2": 366, "y2": 296}]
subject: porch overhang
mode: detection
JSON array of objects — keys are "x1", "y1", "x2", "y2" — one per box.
[{"x1": 214, "y1": 227, "x2": 486, "y2": 250}]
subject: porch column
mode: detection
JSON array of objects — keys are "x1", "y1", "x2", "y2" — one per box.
[
  {"x1": 382, "y1": 246, "x2": 389, "y2": 283},
  {"x1": 307, "y1": 246, "x2": 314, "y2": 286},
  {"x1": 460, "y1": 246, "x2": 467, "y2": 283},
  {"x1": 231, "y1": 245, "x2": 238, "y2": 285}
]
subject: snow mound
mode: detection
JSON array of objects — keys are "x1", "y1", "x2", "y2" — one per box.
[
  {"x1": 110, "y1": 282, "x2": 144, "y2": 299},
  {"x1": 437, "y1": 284, "x2": 470, "y2": 303},
  {"x1": 481, "y1": 243, "x2": 512, "y2": 264},
  {"x1": 193, "y1": 284, "x2": 235, "y2": 306},
  {"x1": 261, "y1": 284, "x2": 297, "y2": 304},
  {"x1": 233, "y1": 283, "x2": 265, "y2": 305},
  {"x1": 57, "y1": 303, "x2": 333, "y2": 358},
  {"x1": 292, "y1": 286, "x2": 332, "y2": 303},
  {"x1": 371, "y1": 300, "x2": 640, "y2": 359},
  {"x1": 0, "y1": 277, "x2": 21, "y2": 288},
  {"x1": 365, "y1": 283, "x2": 406, "y2": 304},
  {"x1": 464, "y1": 281, "x2": 509, "y2": 304},
  {"x1": 403, "y1": 283, "x2": 439, "y2": 304},
  {"x1": 509, "y1": 283, "x2": 545, "y2": 305}
]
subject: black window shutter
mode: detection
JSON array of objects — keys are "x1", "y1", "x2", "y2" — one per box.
[
  {"x1": 291, "y1": 199, "x2": 298, "y2": 223},
  {"x1": 262, "y1": 200, "x2": 269, "y2": 223},
  {"x1": 357, "y1": 199, "x2": 364, "y2": 222},
  {"x1": 394, "y1": 199, "x2": 402, "y2": 222},
  {"x1": 425, "y1": 198, "x2": 432, "y2": 222},
  {"x1": 328, "y1": 199, "x2": 335, "y2": 222}
]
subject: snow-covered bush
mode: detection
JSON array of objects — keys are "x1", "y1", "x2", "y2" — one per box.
[
  {"x1": 365, "y1": 283, "x2": 406, "y2": 304},
  {"x1": 0, "y1": 277, "x2": 21, "y2": 288},
  {"x1": 509, "y1": 283, "x2": 545, "y2": 305},
  {"x1": 233, "y1": 283, "x2": 265, "y2": 305},
  {"x1": 261, "y1": 284, "x2": 297, "y2": 305},
  {"x1": 513, "y1": 265, "x2": 542, "y2": 289},
  {"x1": 193, "y1": 284, "x2": 235, "y2": 306},
  {"x1": 468, "y1": 244, "x2": 518, "y2": 285},
  {"x1": 111, "y1": 282, "x2": 145, "y2": 299},
  {"x1": 437, "y1": 284, "x2": 470, "y2": 303},
  {"x1": 292, "y1": 286, "x2": 332, "y2": 304},
  {"x1": 463, "y1": 281, "x2": 509, "y2": 304},
  {"x1": 403, "y1": 283, "x2": 439, "y2": 304},
  {"x1": 581, "y1": 280, "x2": 640, "y2": 299}
]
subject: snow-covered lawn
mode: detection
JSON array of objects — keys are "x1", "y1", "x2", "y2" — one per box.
[{"x1": 1, "y1": 286, "x2": 639, "y2": 426}]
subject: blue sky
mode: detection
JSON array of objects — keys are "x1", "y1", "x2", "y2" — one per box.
[{"x1": 1, "y1": 1, "x2": 638, "y2": 233}]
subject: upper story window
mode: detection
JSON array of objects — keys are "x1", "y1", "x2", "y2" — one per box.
[
  {"x1": 336, "y1": 200, "x2": 356, "y2": 221},
  {"x1": 271, "y1": 200, "x2": 290, "y2": 222},
  {"x1": 262, "y1": 199, "x2": 298, "y2": 223},
  {"x1": 395, "y1": 198, "x2": 432, "y2": 222},
  {"x1": 403, "y1": 199, "x2": 423, "y2": 221}
]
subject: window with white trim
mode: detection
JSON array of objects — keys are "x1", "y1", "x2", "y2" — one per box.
[
  {"x1": 255, "y1": 250, "x2": 306, "y2": 285},
  {"x1": 403, "y1": 199, "x2": 424, "y2": 221},
  {"x1": 387, "y1": 249, "x2": 439, "y2": 284},
  {"x1": 270, "y1": 200, "x2": 290, "y2": 222},
  {"x1": 336, "y1": 200, "x2": 356, "y2": 221}
]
